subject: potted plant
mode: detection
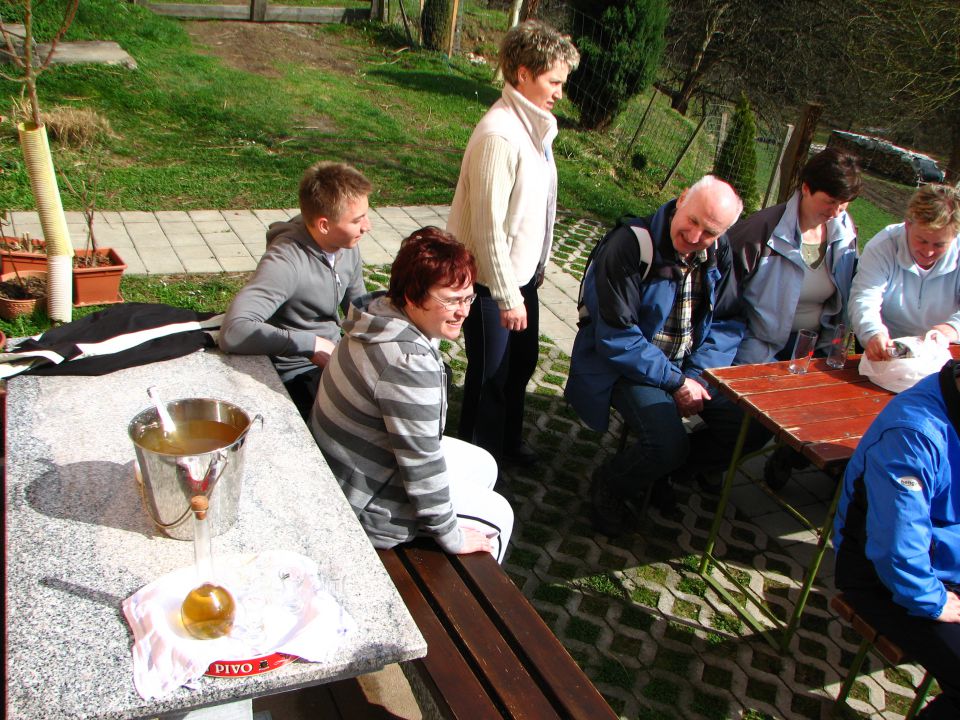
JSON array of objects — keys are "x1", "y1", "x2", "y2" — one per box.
[
  {"x1": 0, "y1": 266, "x2": 46, "y2": 321},
  {"x1": 0, "y1": 0, "x2": 80, "y2": 323},
  {"x1": 60, "y1": 162, "x2": 126, "y2": 306},
  {"x1": 1, "y1": 232, "x2": 47, "y2": 275}
]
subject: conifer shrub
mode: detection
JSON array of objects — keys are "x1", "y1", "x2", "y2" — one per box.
[
  {"x1": 566, "y1": 0, "x2": 668, "y2": 131},
  {"x1": 713, "y1": 93, "x2": 761, "y2": 214}
]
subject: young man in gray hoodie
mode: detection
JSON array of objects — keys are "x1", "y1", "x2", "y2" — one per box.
[{"x1": 219, "y1": 162, "x2": 372, "y2": 418}]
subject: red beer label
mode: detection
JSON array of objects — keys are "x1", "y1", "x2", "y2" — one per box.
[{"x1": 206, "y1": 653, "x2": 297, "y2": 677}]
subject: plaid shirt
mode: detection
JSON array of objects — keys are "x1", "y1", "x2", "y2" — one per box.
[{"x1": 651, "y1": 249, "x2": 707, "y2": 363}]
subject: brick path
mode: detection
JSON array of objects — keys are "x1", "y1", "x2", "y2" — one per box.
[{"x1": 7, "y1": 207, "x2": 931, "y2": 718}]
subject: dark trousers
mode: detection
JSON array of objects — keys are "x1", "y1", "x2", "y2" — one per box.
[
  {"x1": 607, "y1": 380, "x2": 765, "y2": 496},
  {"x1": 841, "y1": 588, "x2": 960, "y2": 719},
  {"x1": 687, "y1": 395, "x2": 772, "y2": 475},
  {"x1": 457, "y1": 279, "x2": 539, "y2": 460},
  {"x1": 284, "y1": 366, "x2": 321, "y2": 421}
]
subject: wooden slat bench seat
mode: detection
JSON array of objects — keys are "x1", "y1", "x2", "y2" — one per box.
[
  {"x1": 830, "y1": 593, "x2": 934, "y2": 719},
  {"x1": 378, "y1": 540, "x2": 618, "y2": 720}
]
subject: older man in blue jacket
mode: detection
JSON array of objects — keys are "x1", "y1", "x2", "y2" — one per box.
[
  {"x1": 565, "y1": 175, "x2": 745, "y2": 535},
  {"x1": 834, "y1": 360, "x2": 960, "y2": 719}
]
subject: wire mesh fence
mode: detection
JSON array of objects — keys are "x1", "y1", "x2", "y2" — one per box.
[{"x1": 377, "y1": 0, "x2": 792, "y2": 208}]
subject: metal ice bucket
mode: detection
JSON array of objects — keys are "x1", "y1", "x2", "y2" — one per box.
[{"x1": 129, "y1": 398, "x2": 261, "y2": 540}]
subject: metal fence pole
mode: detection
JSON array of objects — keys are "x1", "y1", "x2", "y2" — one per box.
[
  {"x1": 623, "y1": 90, "x2": 658, "y2": 160},
  {"x1": 660, "y1": 115, "x2": 707, "y2": 191}
]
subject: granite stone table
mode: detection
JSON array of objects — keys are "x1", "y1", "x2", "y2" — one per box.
[{"x1": 5, "y1": 349, "x2": 426, "y2": 720}]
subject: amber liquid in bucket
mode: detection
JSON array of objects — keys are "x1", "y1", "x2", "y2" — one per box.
[
  {"x1": 139, "y1": 420, "x2": 241, "y2": 455},
  {"x1": 182, "y1": 583, "x2": 236, "y2": 639}
]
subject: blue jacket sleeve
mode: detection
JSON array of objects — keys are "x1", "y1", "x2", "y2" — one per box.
[
  {"x1": 591, "y1": 228, "x2": 686, "y2": 392},
  {"x1": 863, "y1": 428, "x2": 949, "y2": 618}
]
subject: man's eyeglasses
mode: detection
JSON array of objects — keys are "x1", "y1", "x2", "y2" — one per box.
[{"x1": 428, "y1": 292, "x2": 477, "y2": 309}]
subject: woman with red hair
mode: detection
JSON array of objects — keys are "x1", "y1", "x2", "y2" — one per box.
[{"x1": 310, "y1": 227, "x2": 514, "y2": 562}]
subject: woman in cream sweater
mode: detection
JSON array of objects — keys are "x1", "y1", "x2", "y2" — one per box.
[{"x1": 447, "y1": 19, "x2": 578, "y2": 469}]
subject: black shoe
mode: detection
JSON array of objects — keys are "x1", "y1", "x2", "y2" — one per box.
[
  {"x1": 589, "y1": 467, "x2": 632, "y2": 536},
  {"x1": 763, "y1": 445, "x2": 807, "y2": 491},
  {"x1": 649, "y1": 476, "x2": 681, "y2": 520},
  {"x1": 503, "y1": 442, "x2": 539, "y2": 468},
  {"x1": 694, "y1": 471, "x2": 723, "y2": 494}
]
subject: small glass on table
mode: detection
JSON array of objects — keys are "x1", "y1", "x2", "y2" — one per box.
[
  {"x1": 826, "y1": 324, "x2": 852, "y2": 369},
  {"x1": 788, "y1": 329, "x2": 818, "y2": 375}
]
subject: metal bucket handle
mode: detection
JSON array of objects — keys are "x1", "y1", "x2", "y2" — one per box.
[{"x1": 135, "y1": 412, "x2": 264, "y2": 531}]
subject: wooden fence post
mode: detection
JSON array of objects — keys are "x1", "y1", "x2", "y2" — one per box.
[
  {"x1": 251, "y1": 0, "x2": 266, "y2": 22},
  {"x1": 763, "y1": 123, "x2": 794, "y2": 208},
  {"x1": 369, "y1": 0, "x2": 387, "y2": 22},
  {"x1": 446, "y1": 0, "x2": 460, "y2": 57},
  {"x1": 777, "y1": 102, "x2": 823, "y2": 203}
]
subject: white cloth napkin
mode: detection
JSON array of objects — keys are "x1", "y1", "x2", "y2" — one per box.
[{"x1": 122, "y1": 550, "x2": 356, "y2": 699}]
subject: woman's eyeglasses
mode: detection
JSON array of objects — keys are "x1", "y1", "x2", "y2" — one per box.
[{"x1": 428, "y1": 292, "x2": 478, "y2": 309}]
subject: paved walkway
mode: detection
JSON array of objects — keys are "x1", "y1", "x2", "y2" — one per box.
[{"x1": 6, "y1": 205, "x2": 580, "y2": 354}]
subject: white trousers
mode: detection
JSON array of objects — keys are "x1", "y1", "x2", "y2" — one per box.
[{"x1": 442, "y1": 436, "x2": 514, "y2": 564}]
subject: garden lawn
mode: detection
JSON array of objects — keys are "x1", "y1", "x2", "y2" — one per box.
[{"x1": 0, "y1": 0, "x2": 641, "y2": 219}]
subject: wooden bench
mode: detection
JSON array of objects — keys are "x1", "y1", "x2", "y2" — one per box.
[
  {"x1": 830, "y1": 594, "x2": 934, "y2": 719},
  {"x1": 378, "y1": 539, "x2": 618, "y2": 720}
]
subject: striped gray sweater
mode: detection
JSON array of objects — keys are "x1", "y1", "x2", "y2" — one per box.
[{"x1": 309, "y1": 292, "x2": 463, "y2": 553}]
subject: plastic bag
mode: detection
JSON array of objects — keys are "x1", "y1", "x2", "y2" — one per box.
[{"x1": 858, "y1": 335, "x2": 951, "y2": 393}]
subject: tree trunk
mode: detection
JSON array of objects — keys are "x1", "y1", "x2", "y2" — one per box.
[
  {"x1": 668, "y1": 4, "x2": 725, "y2": 117},
  {"x1": 520, "y1": 0, "x2": 540, "y2": 21},
  {"x1": 671, "y1": 71, "x2": 701, "y2": 116},
  {"x1": 421, "y1": 0, "x2": 454, "y2": 53},
  {"x1": 948, "y1": 112, "x2": 960, "y2": 186}
]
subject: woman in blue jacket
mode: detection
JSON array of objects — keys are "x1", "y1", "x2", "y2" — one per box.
[{"x1": 726, "y1": 148, "x2": 862, "y2": 365}]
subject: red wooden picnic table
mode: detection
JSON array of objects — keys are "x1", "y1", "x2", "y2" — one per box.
[{"x1": 696, "y1": 349, "x2": 960, "y2": 651}]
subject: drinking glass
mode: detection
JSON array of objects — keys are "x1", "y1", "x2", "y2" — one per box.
[
  {"x1": 826, "y1": 324, "x2": 850, "y2": 369},
  {"x1": 788, "y1": 329, "x2": 818, "y2": 374}
]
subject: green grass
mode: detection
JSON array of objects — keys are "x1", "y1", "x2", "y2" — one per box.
[
  {"x1": 0, "y1": 0, "x2": 906, "y2": 246},
  {"x1": 0, "y1": 0, "x2": 685, "y2": 222},
  {"x1": 850, "y1": 197, "x2": 897, "y2": 250},
  {"x1": 148, "y1": 0, "x2": 368, "y2": 5}
]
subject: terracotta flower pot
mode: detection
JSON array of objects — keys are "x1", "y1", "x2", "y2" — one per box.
[
  {"x1": 0, "y1": 269, "x2": 46, "y2": 320},
  {"x1": 73, "y1": 247, "x2": 127, "y2": 307},
  {"x1": 1, "y1": 237, "x2": 47, "y2": 275}
]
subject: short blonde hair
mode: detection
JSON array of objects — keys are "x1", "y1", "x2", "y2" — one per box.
[
  {"x1": 298, "y1": 162, "x2": 372, "y2": 224},
  {"x1": 498, "y1": 20, "x2": 579, "y2": 87},
  {"x1": 905, "y1": 183, "x2": 960, "y2": 233}
]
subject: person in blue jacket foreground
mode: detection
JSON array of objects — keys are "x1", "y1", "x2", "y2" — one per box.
[
  {"x1": 565, "y1": 175, "x2": 744, "y2": 535},
  {"x1": 834, "y1": 360, "x2": 960, "y2": 719}
]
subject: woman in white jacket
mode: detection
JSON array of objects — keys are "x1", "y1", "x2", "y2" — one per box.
[
  {"x1": 850, "y1": 183, "x2": 960, "y2": 360},
  {"x1": 447, "y1": 20, "x2": 578, "y2": 469}
]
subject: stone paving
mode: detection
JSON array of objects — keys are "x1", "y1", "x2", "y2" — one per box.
[{"x1": 6, "y1": 207, "x2": 933, "y2": 718}]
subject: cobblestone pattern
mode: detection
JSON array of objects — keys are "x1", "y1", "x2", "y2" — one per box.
[
  {"x1": 512, "y1": 355, "x2": 938, "y2": 718},
  {"x1": 552, "y1": 212, "x2": 608, "y2": 282}
]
